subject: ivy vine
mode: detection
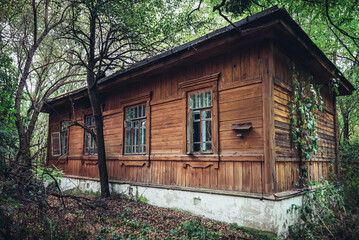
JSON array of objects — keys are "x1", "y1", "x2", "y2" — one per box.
[{"x1": 288, "y1": 67, "x2": 324, "y2": 188}]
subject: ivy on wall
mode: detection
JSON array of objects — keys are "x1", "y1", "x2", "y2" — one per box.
[{"x1": 288, "y1": 66, "x2": 324, "y2": 188}]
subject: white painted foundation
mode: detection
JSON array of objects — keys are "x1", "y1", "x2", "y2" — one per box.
[{"x1": 58, "y1": 177, "x2": 302, "y2": 236}]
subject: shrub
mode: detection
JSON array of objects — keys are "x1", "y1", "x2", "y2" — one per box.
[
  {"x1": 340, "y1": 140, "x2": 359, "y2": 207},
  {"x1": 288, "y1": 179, "x2": 359, "y2": 240}
]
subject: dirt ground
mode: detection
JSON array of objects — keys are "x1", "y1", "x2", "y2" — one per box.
[{"x1": 43, "y1": 193, "x2": 270, "y2": 239}]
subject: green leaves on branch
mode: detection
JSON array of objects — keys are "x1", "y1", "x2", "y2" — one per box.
[{"x1": 289, "y1": 67, "x2": 323, "y2": 187}]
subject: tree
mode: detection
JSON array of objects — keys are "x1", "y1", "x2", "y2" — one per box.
[
  {"x1": 1, "y1": 0, "x2": 83, "y2": 168},
  {"x1": 338, "y1": 62, "x2": 359, "y2": 142},
  {"x1": 201, "y1": 0, "x2": 358, "y2": 141},
  {"x1": 64, "y1": 0, "x2": 212, "y2": 197},
  {"x1": 0, "y1": 48, "x2": 18, "y2": 162},
  {"x1": 202, "y1": 0, "x2": 358, "y2": 65}
]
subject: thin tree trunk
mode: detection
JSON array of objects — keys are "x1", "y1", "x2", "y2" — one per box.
[
  {"x1": 343, "y1": 112, "x2": 350, "y2": 143},
  {"x1": 15, "y1": 50, "x2": 36, "y2": 168},
  {"x1": 87, "y1": 12, "x2": 110, "y2": 198}
]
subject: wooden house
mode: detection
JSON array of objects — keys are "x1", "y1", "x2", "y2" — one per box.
[{"x1": 42, "y1": 6, "x2": 354, "y2": 235}]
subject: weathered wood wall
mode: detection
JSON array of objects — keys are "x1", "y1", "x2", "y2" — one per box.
[
  {"x1": 272, "y1": 45, "x2": 335, "y2": 192},
  {"x1": 48, "y1": 42, "x2": 269, "y2": 194},
  {"x1": 47, "y1": 40, "x2": 337, "y2": 195}
]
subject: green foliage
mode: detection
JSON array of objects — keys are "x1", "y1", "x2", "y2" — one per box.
[
  {"x1": 0, "y1": 51, "x2": 18, "y2": 159},
  {"x1": 288, "y1": 68, "x2": 323, "y2": 187},
  {"x1": 288, "y1": 179, "x2": 359, "y2": 240},
  {"x1": 67, "y1": 187, "x2": 101, "y2": 197},
  {"x1": 340, "y1": 139, "x2": 359, "y2": 207},
  {"x1": 213, "y1": 0, "x2": 358, "y2": 67},
  {"x1": 178, "y1": 218, "x2": 221, "y2": 239},
  {"x1": 230, "y1": 223, "x2": 280, "y2": 240},
  {"x1": 135, "y1": 187, "x2": 149, "y2": 203},
  {"x1": 33, "y1": 163, "x2": 64, "y2": 184},
  {"x1": 285, "y1": 66, "x2": 359, "y2": 239}
]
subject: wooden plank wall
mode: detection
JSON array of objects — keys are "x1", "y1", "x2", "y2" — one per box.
[
  {"x1": 273, "y1": 47, "x2": 335, "y2": 192},
  {"x1": 48, "y1": 42, "x2": 271, "y2": 194}
]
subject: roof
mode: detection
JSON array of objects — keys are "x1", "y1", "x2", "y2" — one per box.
[{"x1": 43, "y1": 6, "x2": 355, "y2": 110}]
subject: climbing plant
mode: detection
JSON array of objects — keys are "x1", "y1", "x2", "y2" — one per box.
[
  {"x1": 286, "y1": 67, "x2": 357, "y2": 239},
  {"x1": 288, "y1": 66, "x2": 324, "y2": 188}
]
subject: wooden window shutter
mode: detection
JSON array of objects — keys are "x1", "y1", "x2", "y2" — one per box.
[
  {"x1": 51, "y1": 132, "x2": 60, "y2": 156},
  {"x1": 187, "y1": 109, "x2": 193, "y2": 154}
]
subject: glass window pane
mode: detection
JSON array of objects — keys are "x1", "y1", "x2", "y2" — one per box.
[
  {"x1": 206, "y1": 120, "x2": 212, "y2": 141},
  {"x1": 133, "y1": 128, "x2": 138, "y2": 153},
  {"x1": 126, "y1": 108, "x2": 130, "y2": 120},
  {"x1": 126, "y1": 129, "x2": 131, "y2": 153},
  {"x1": 201, "y1": 120, "x2": 206, "y2": 145},
  {"x1": 131, "y1": 108, "x2": 134, "y2": 119},
  {"x1": 197, "y1": 92, "x2": 203, "y2": 108},
  {"x1": 205, "y1": 91, "x2": 212, "y2": 107},
  {"x1": 202, "y1": 110, "x2": 211, "y2": 119},
  {"x1": 143, "y1": 104, "x2": 146, "y2": 117},
  {"x1": 193, "y1": 110, "x2": 200, "y2": 120},
  {"x1": 194, "y1": 143, "x2": 200, "y2": 152},
  {"x1": 61, "y1": 122, "x2": 67, "y2": 131},
  {"x1": 140, "y1": 128, "x2": 146, "y2": 153},
  {"x1": 203, "y1": 142, "x2": 212, "y2": 152},
  {"x1": 138, "y1": 105, "x2": 142, "y2": 117},
  {"x1": 189, "y1": 94, "x2": 195, "y2": 109},
  {"x1": 193, "y1": 121, "x2": 200, "y2": 143},
  {"x1": 90, "y1": 136, "x2": 94, "y2": 155},
  {"x1": 141, "y1": 119, "x2": 146, "y2": 127},
  {"x1": 126, "y1": 146, "x2": 131, "y2": 153},
  {"x1": 134, "y1": 106, "x2": 138, "y2": 118},
  {"x1": 85, "y1": 133, "x2": 89, "y2": 154},
  {"x1": 63, "y1": 132, "x2": 67, "y2": 154}
]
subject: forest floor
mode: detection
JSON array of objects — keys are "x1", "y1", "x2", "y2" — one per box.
[{"x1": 40, "y1": 191, "x2": 277, "y2": 240}]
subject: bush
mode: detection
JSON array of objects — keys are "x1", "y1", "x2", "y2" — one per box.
[
  {"x1": 340, "y1": 140, "x2": 359, "y2": 207},
  {"x1": 288, "y1": 179, "x2": 359, "y2": 240}
]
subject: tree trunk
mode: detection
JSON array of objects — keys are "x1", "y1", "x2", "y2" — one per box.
[
  {"x1": 15, "y1": 50, "x2": 36, "y2": 168},
  {"x1": 87, "y1": 79, "x2": 110, "y2": 197},
  {"x1": 87, "y1": 12, "x2": 110, "y2": 198},
  {"x1": 343, "y1": 112, "x2": 350, "y2": 143}
]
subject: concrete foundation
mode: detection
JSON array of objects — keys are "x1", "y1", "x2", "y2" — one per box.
[{"x1": 58, "y1": 176, "x2": 302, "y2": 236}]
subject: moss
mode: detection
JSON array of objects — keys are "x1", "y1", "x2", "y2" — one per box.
[
  {"x1": 66, "y1": 188, "x2": 101, "y2": 197},
  {"x1": 230, "y1": 223, "x2": 281, "y2": 240},
  {"x1": 109, "y1": 179, "x2": 125, "y2": 184},
  {"x1": 135, "y1": 187, "x2": 149, "y2": 203}
]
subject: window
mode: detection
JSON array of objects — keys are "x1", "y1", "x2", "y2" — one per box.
[
  {"x1": 84, "y1": 115, "x2": 97, "y2": 155},
  {"x1": 187, "y1": 90, "x2": 212, "y2": 153},
  {"x1": 60, "y1": 122, "x2": 68, "y2": 155},
  {"x1": 124, "y1": 104, "x2": 146, "y2": 154},
  {"x1": 51, "y1": 132, "x2": 60, "y2": 156}
]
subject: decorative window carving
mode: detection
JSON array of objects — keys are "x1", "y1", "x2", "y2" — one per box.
[
  {"x1": 124, "y1": 104, "x2": 146, "y2": 154},
  {"x1": 179, "y1": 72, "x2": 220, "y2": 155},
  {"x1": 84, "y1": 115, "x2": 97, "y2": 155}
]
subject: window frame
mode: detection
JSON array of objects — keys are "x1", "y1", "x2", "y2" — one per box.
[
  {"x1": 187, "y1": 89, "x2": 213, "y2": 154},
  {"x1": 51, "y1": 132, "x2": 61, "y2": 156},
  {"x1": 179, "y1": 73, "x2": 220, "y2": 156},
  {"x1": 83, "y1": 115, "x2": 97, "y2": 155},
  {"x1": 124, "y1": 103, "x2": 147, "y2": 155},
  {"x1": 60, "y1": 121, "x2": 69, "y2": 155},
  {"x1": 120, "y1": 92, "x2": 152, "y2": 156}
]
